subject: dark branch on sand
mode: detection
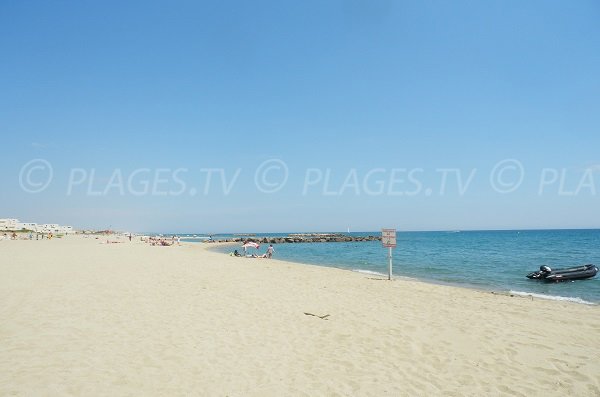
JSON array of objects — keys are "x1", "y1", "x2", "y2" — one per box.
[{"x1": 304, "y1": 312, "x2": 330, "y2": 320}]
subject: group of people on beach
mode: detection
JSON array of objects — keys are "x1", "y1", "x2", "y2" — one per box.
[
  {"x1": 142, "y1": 235, "x2": 181, "y2": 247},
  {"x1": 1, "y1": 232, "x2": 54, "y2": 241},
  {"x1": 232, "y1": 244, "x2": 275, "y2": 259},
  {"x1": 0, "y1": 232, "x2": 18, "y2": 241}
]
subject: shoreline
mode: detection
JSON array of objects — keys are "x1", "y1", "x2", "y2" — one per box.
[
  {"x1": 195, "y1": 241, "x2": 599, "y2": 313},
  {"x1": 204, "y1": 241, "x2": 598, "y2": 306}
]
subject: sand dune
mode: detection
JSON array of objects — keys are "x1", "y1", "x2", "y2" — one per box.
[{"x1": 1, "y1": 236, "x2": 599, "y2": 396}]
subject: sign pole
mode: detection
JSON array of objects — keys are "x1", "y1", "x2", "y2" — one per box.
[
  {"x1": 382, "y1": 228, "x2": 396, "y2": 281},
  {"x1": 388, "y1": 246, "x2": 392, "y2": 280}
]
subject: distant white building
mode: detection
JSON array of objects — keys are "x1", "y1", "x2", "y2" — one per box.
[
  {"x1": 0, "y1": 218, "x2": 75, "y2": 234},
  {"x1": 18, "y1": 222, "x2": 38, "y2": 231},
  {"x1": 37, "y1": 224, "x2": 56, "y2": 233},
  {"x1": 0, "y1": 219, "x2": 19, "y2": 231}
]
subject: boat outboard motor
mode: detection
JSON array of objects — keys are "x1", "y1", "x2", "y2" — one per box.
[{"x1": 540, "y1": 265, "x2": 552, "y2": 273}]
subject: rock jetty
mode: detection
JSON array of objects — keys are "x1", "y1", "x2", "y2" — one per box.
[{"x1": 206, "y1": 233, "x2": 381, "y2": 244}]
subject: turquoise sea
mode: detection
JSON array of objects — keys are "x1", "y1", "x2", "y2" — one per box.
[{"x1": 187, "y1": 230, "x2": 600, "y2": 304}]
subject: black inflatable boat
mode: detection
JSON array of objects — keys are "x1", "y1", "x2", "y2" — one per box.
[{"x1": 526, "y1": 264, "x2": 598, "y2": 282}]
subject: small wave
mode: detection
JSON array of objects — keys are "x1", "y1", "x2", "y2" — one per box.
[
  {"x1": 509, "y1": 290, "x2": 595, "y2": 305},
  {"x1": 352, "y1": 269, "x2": 388, "y2": 277}
]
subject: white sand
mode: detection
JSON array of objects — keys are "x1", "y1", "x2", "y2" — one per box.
[{"x1": 1, "y1": 236, "x2": 599, "y2": 396}]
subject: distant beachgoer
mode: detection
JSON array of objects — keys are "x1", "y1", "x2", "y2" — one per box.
[
  {"x1": 129, "y1": 234, "x2": 132, "y2": 242},
  {"x1": 266, "y1": 244, "x2": 274, "y2": 259},
  {"x1": 11, "y1": 232, "x2": 17, "y2": 240},
  {"x1": 233, "y1": 249, "x2": 241, "y2": 257}
]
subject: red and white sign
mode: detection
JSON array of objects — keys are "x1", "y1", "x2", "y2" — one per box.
[{"x1": 382, "y1": 228, "x2": 396, "y2": 248}]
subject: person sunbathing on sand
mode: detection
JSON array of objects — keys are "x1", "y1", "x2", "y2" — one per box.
[{"x1": 248, "y1": 253, "x2": 267, "y2": 258}]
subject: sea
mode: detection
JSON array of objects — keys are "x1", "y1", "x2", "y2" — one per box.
[{"x1": 179, "y1": 229, "x2": 600, "y2": 305}]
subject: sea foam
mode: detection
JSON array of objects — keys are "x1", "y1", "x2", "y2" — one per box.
[
  {"x1": 509, "y1": 290, "x2": 595, "y2": 305},
  {"x1": 352, "y1": 269, "x2": 388, "y2": 277}
]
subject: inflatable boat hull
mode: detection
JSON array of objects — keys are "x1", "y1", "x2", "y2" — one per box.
[{"x1": 526, "y1": 264, "x2": 598, "y2": 282}]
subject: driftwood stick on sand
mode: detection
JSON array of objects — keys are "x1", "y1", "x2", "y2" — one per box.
[{"x1": 304, "y1": 312, "x2": 330, "y2": 320}]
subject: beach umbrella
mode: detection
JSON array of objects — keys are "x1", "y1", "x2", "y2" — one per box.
[{"x1": 242, "y1": 242, "x2": 260, "y2": 249}]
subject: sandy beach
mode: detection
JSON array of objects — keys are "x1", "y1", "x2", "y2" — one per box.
[{"x1": 1, "y1": 236, "x2": 599, "y2": 396}]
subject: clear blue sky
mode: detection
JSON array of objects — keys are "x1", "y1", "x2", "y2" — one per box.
[{"x1": 1, "y1": 1, "x2": 599, "y2": 233}]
